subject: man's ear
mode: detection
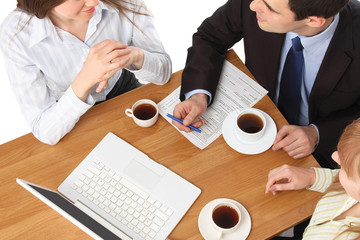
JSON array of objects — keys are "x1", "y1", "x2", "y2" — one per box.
[{"x1": 305, "y1": 16, "x2": 327, "y2": 28}]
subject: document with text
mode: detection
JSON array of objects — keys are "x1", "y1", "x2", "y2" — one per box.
[{"x1": 158, "y1": 60, "x2": 268, "y2": 149}]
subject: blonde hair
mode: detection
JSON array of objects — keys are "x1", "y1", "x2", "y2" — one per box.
[{"x1": 328, "y1": 118, "x2": 360, "y2": 239}]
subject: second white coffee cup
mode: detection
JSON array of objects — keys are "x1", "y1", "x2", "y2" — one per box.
[
  {"x1": 235, "y1": 108, "x2": 266, "y2": 142},
  {"x1": 211, "y1": 200, "x2": 242, "y2": 239},
  {"x1": 125, "y1": 99, "x2": 159, "y2": 127}
]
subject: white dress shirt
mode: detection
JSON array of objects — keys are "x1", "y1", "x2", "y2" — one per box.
[
  {"x1": 0, "y1": 1, "x2": 172, "y2": 145},
  {"x1": 186, "y1": 15, "x2": 339, "y2": 118}
]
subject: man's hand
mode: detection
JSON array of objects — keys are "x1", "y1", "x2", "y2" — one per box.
[
  {"x1": 172, "y1": 93, "x2": 208, "y2": 132},
  {"x1": 272, "y1": 124, "x2": 318, "y2": 159}
]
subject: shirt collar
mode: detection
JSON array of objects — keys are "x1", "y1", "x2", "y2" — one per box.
[
  {"x1": 28, "y1": 2, "x2": 116, "y2": 47},
  {"x1": 28, "y1": 16, "x2": 58, "y2": 48},
  {"x1": 288, "y1": 13, "x2": 339, "y2": 52},
  {"x1": 86, "y1": 1, "x2": 117, "y2": 41},
  {"x1": 98, "y1": 1, "x2": 117, "y2": 13}
]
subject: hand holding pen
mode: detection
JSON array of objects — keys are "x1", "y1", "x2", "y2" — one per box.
[
  {"x1": 167, "y1": 114, "x2": 202, "y2": 133},
  {"x1": 170, "y1": 93, "x2": 208, "y2": 133}
]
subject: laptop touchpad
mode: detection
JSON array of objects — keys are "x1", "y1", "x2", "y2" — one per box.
[{"x1": 124, "y1": 160, "x2": 162, "y2": 190}]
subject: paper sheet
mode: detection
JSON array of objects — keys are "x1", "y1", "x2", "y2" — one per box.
[{"x1": 158, "y1": 60, "x2": 268, "y2": 149}]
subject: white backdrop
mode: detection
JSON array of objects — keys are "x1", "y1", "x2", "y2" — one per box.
[{"x1": 0, "y1": 0, "x2": 244, "y2": 144}]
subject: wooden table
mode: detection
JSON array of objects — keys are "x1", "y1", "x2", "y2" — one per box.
[{"x1": 0, "y1": 50, "x2": 321, "y2": 240}]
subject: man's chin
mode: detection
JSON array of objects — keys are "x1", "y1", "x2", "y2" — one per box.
[{"x1": 257, "y1": 23, "x2": 283, "y2": 34}]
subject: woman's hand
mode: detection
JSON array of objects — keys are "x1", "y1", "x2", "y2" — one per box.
[
  {"x1": 116, "y1": 46, "x2": 144, "y2": 70},
  {"x1": 71, "y1": 40, "x2": 144, "y2": 101},
  {"x1": 265, "y1": 164, "x2": 316, "y2": 195},
  {"x1": 98, "y1": 46, "x2": 144, "y2": 92}
]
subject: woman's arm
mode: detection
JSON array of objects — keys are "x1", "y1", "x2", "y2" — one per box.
[
  {"x1": 126, "y1": 0, "x2": 172, "y2": 85},
  {"x1": 2, "y1": 53, "x2": 91, "y2": 145},
  {"x1": 265, "y1": 165, "x2": 339, "y2": 195},
  {"x1": 265, "y1": 164, "x2": 317, "y2": 195}
]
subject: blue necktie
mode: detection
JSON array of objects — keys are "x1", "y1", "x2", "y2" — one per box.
[{"x1": 278, "y1": 36, "x2": 304, "y2": 125}]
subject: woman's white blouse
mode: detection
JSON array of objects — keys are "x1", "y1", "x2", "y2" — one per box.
[{"x1": 0, "y1": 0, "x2": 171, "y2": 145}]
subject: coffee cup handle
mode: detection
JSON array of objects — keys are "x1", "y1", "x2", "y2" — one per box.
[
  {"x1": 217, "y1": 230, "x2": 223, "y2": 239},
  {"x1": 125, "y1": 108, "x2": 134, "y2": 117}
]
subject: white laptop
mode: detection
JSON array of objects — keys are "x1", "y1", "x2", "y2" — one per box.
[{"x1": 17, "y1": 132, "x2": 201, "y2": 240}]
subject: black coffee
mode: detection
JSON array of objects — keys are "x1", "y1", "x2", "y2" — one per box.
[
  {"x1": 133, "y1": 103, "x2": 157, "y2": 120},
  {"x1": 237, "y1": 113, "x2": 263, "y2": 133},
  {"x1": 212, "y1": 205, "x2": 239, "y2": 229}
]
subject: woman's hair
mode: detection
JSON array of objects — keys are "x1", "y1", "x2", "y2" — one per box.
[
  {"x1": 288, "y1": 0, "x2": 350, "y2": 20},
  {"x1": 326, "y1": 118, "x2": 360, "y2": 239},
  {"x1": 17, "y1": 0, "x2": 64, "y2": 19},
  {"x1": 16, "y1": 0, "x2": 148, "y2": 25}
]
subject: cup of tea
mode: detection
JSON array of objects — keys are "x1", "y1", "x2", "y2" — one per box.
[
  {"x1": 211, "y1": 200, "x2": 241, "y2": 239},
  {"x1": 125, "y1": 99, "x2": 159, "y2": 127},
  {"x1": 235, "y1": 108, "x2": 266, "y2": 142}
]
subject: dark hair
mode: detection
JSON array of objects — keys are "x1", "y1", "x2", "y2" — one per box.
[
  {"x1": 16, "y1": 0, "x2": 147, "y2": 21},
  {"x1": 289, "y1": 0, "x2": 350, "y2": 20},
  {"x1": 17, "y1": 0, "x2": 65, "y2": 18}
]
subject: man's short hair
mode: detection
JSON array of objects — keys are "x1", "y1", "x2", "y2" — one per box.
[{"x1": 289, "y1": 0, "x2": 350, "y2": 20}]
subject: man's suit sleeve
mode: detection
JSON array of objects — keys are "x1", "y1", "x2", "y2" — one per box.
[
  {"x1": 180, "y1": 0, "x2": 245, "y2": 104},
  {"x1": 313, "y1": 96, "x2": 360, "y2": 168}
]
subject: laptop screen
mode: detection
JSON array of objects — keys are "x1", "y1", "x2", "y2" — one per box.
[{"x1": 26, "y1": 182, "x2": 121, "y2": 240}]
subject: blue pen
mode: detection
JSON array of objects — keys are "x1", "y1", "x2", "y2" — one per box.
[{"x1": 166, "y1": 113, "x2": 202, "y2": 133}]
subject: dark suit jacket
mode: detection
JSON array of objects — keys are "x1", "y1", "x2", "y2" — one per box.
[{"x1": 180, "y1": 0, "x2": 360, "y2": 168}]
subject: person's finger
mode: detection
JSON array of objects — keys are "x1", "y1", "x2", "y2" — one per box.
[
  {"x1": 96, "y1": 80, "x2": 108, "y2": 93},
  {"x1": 272, "y1": 125, "x2": 290, "y2": 145},
  {"x1": 171, "y1": 120, "x2": 189, "y2": 131},
  {"x1": 190, "y1": 119, "x2": 205, "y2": 128},
  {"x1": 272, "y1": 132, "x2": 297, "y2": 151},
  {"x1": 106, "y1": 48, "x2": 131, "y2": 63},
  {"x1": 94, "y1": 40, "x2": 128, "y2": 54},
  {"x1": 182, "y1": 109, "x2": 201, "y2": 126}
]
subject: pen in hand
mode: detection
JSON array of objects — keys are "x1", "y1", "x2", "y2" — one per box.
[{"x1": 166, "y1": 113, "x2": 202, "y2": 133}]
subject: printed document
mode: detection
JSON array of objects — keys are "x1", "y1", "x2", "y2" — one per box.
[{"x1": 158, "y1": 60, "x2": 268, "y2": 149}]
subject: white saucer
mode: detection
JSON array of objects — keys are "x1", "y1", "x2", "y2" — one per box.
[
  {"x1": 198, "y1": 198, "x2": 251, "y2": 240},
  {"x1": 222, "y1": 110, "x2": 277, "y2": 155}
]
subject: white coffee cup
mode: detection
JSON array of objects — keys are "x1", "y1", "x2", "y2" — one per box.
[
  {"x1": 235, "y1": 108, "x2": 266, "y2": 142},
  {"x1": 125, "y1": 99, "x2": 159, "y2": 127},
  {"x1": 211, "y1": 200, "x2": 241, "y2": 239}
]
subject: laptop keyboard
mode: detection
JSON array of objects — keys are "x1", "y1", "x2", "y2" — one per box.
[{"x1": 71, "y1": 159, "x2": 174, "y2": 240}]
